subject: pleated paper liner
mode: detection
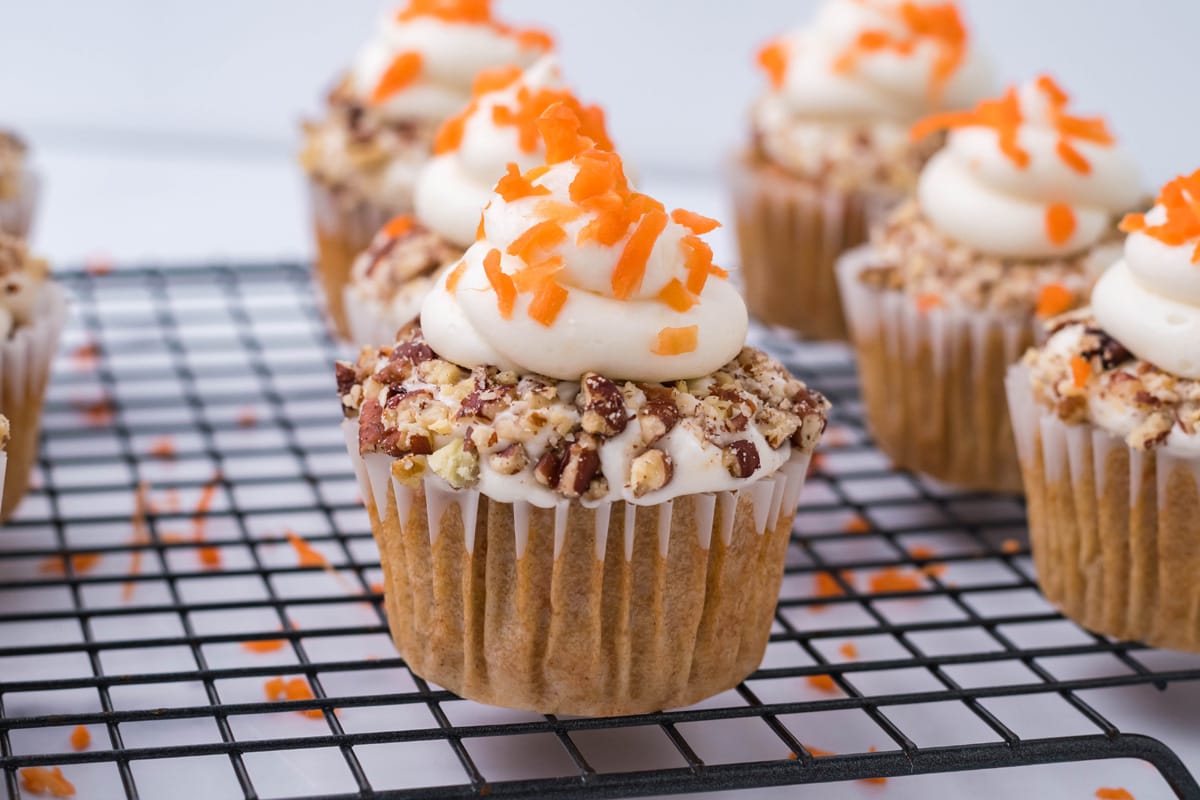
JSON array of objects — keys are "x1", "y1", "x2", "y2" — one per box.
[
  {"x1": 0, "y1": 170, "x2": 39, "y2": 239},
  {"x1": 838, "y1": 245, "x2": 1035, "y2": 493},
  {"x1": 1007, "y1": 365, "x2": 1200, "y2": 652},
  {"x1": 343, "y1": 421, "x2": 813, "y2": 716},
  {"x1": 308, "y1": 179, "x2": 398, "y2": 341},
  {"x1": 1, "y1": 282, "x2": 68, "y2": 520},
  {"x1": 727, "y1": 151, "x2": 898, "y2": 341}
]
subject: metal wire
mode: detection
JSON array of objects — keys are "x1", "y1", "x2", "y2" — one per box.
[{"x1": 1, "y1": 264, "x2": 1198, "y2": 799}]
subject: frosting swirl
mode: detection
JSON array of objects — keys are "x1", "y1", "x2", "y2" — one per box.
[
  {"x1": 914, "y1": 76, "x2": 1141, "y2": 259},
  {"x1": 1093, "y1": 171, "x2": 1200, "y2": 379},
  {"x1": 349, "y1": 0, "x2": 552, "y2": 125},
  {"x1": 414, "y1": 57, "x2": 613, "y2": 249},
  {"x1": 422, "y1": 106, "x2": 747, "y2": 382}
]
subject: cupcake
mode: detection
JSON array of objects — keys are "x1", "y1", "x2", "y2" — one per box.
[
  {"x1": 838, "y1": 76, "x2": 1141, "y2": 492},
  {"x1": 0, "y1": 415, "x2": 10, "y2": 494},
  {"x1": 1007, "y1": 170, "x2": 1200, "y2": 650},
  {"x1": 343, "y1": 57, "x2": 615, "y2": 345},
  {"x1": 730, "y1": 0, "x2": 991, "y2": 340},
  {"x1": 300, "y1": 0, "x2": 553, "y2": 338},
  {"x1": 336, "y1": 105, "x2": 830, "y2": 715},
  {"x1": 0, "y1": 131, "x2": 38, "y2": 238},
  {"x1": 0, "y1": 235, "x2": 68, "y2": 519}
]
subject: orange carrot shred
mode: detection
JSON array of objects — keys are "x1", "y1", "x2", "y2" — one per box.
[
  {"x1": 472, "y1": 64, "x2": 523, "y2": 96},
  {"x1": 123, "y1": 482, "x2": 152, "y2": 602},
  {"x1": 71, "y1": 341, "x2": 101, "y2": 368},
  {"x1": 807, "y1": 674, "x2": 838, "y2": 693},
  {"x1": 909, "y1": 544, "x2": 938, "y2": 561},
  {"x1": 1119, "y1": 169, "x2": 1200, "y2": 262},
  {"x1": 512, "y1": 257, "x2": 564, "y2": 294},
  {"x1": 147, "y1": 436, "x2": 176, "y2": 460},
  {"x1": 1001, "y1": 538, "x2": 1022, "y2": 555},
  {"x1": 1095, "y1": 788, "x2": 1134, "y2": 800},
  {"x1": 535, "y1": 199, "x2": 584, "y2": 225},
  {"x1": 396, "y1": 0, "x2": 492, "y2": 24},
  {"x1": 370, "y1": 52, "x2": 423, "y2": 105},
  {"x1": 483, "y1": 249, "x2": 517, "y2": 319},
  {"x1": 1046, "y1": 203, "x2": 1077, "y2": 245},
  {"x1": 243, "y1": 639, "x2": 286, "y2": 654},
  {"x1": 869, "y1": 567, "x2": 923, "y2": 594},
  {"x1": 915, "y1": 293, "x2": 943, "y2": 313},
  {"x1": 836, "y1": 3, "x2": 966, "y2": 104},
  {"x1": 1119, "y1": 212, "x2": 1146, "y2": 234},
  {"x1": 570, "y1": 150, "x2": 623, "y2": 202},
  {"x1": 651, "y1": 325, "x2": 699, "y2": 357},
  {"x1": 1035, "y1": 283, "x2": 1075, "y2": 319},
  {"x1": 237, "y1": 407, "x2": 258, "y2": 427},
  {"x1": 670, "y1": 208, "x2": 721, "y2": 234},
  {"x1": 445, "y1": 260, "x2": 468, "y2": 293},
  {"x1": 527, "y1": 280, "x2": 569, "y2": 327},
  {"x1": 1070, "y1": 355, "x2": 1092, "y2": 388},
  {"x1": 264, "y1": 676, "x2": 286, "y2": 701},
  {"x1": 69, "y1": 725, "x2": 91, "y2": 751},
  {"x1": 537, "y1": 103, "x2": 593, "y2": 164},
  {"x1": 495, "y1": 162, "x2": 551, "y2": 202},
  {"x1": 1036, "y1": 74, "x2": 1070, "y2": 107},
  {"x1": 19, "y1": 767, "x2": 76, "y2": 798},
  {"x1": 612, "y1": 209, "x2": 669, "y2": 299},
  {"x1": 284, "y1": 677, "x2": 324, "y2": 719},
  {"x1": 287, "y1": 531, "x2": 328, "y2": 569},
  {"x1": 657, "y1": 278, "x2": 698, "y2": 313},
  {"x1": 515, "y1": 28, "x2": 555, "y2": 51},
  {"x1": 839, "y1": 642, "x2": 859, "y2": 660},
  {"x1": 843, "y1": 514, "x2": 871, "y2": 534},
  {"x1": 381, "y1": 215, "x2": 414, "y2": 239},
  {"x1": 757, "y1": 40, "x2": 789, "y2": 89},
  {"x1": 40, "y1": 553, "x2": 102, "y2": 576},
  {"x1": 507, "y1": 220, "x2": 565, "y2": 264},
  {"x1": 806, "y1": 745, "x2": 836, "y2": 758},
  {"x1": 1056, "y1": 139, "x2": 1091, "y2": 175}
]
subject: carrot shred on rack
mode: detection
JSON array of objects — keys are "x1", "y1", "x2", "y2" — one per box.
[
  {"x1": 370, "y1": 52, "x2": 423, "y2": 105},
  {"x1": 19, "y1": 767, "x2": 76, "y2": 798},
  {"x1": 71, "y1": 341, "x2": 101, "y2": 368},
  {"x1": 69, "y1": 725, "x2": 91, "y2": 751},
  {"x1": 1046, "y1": 203, "x2": 1077, "y2": 245},
  {"x1": 806, "y1": 745, "x2": 836, "y2": 758},
  {"x1": 843, "y1": 514, "x2": 870, "y2": 534},
  {"x1": 445, "y1": 260, "x2": 468, "y2": 293},
  {"x1": 908, "y1": 544, "x2": 937, "y2": 561},
  {"x1": 79, "y1": 397, "x2": 116, "y2": 427},
  {"x1": 495, "y1": 162, "x2": 551, "y2": 203},
  {"x1": 1095, "y1": 789, "x2": 1134, "y2": 800},
  {"x1": 811, "y1": 570, "x2": 856, "y2": 612},
  {"x1": 651, "y1": 325, "x2": 698, "y2": 357},
  {"x1": 191, "y1": 476, "x2": 222, "y2": 570},
  {"x1": 85, "y1": 256, "x2": 114, "y2": 276},
  {"x1": 483, "y1": 249, "x2": 517, "y2": 319},
  {"x1": 284, "y1": 677, "x2": 324, "y2": 719},
  {"x1": 839, "y1": 642, "x2": 859, "y2": 660},
  {"x1": 264, "y1": 676, "x2": 286, "y2": 701},
  {"x1": 1070, "y1": 355, "x2": 1092, "y2": 388},
  {"x1": 670, "y1": 208, "x2": 721, "y2": 234},
  {"x1": 371, "y1": 582, "x2": 385, "y2": 595},
  {"x1": 286, "y1": 531, "x2": 328, "y2": 569},
  {"x1": 236, "y1": 407, "x2": 258, "y2": 427},
  {"x1": 1001, "y1": 538, "x2": 1023, "y2": 554},
  {"x1": 757, "y1": 40, "x2": 789, "y2": 89},
  {"x1": 657, "y1": 278, "x2": 698, "y2": 312},
  {"x1": 243, "y1": 638, "x2": 286, "y2": 654},
  {"x1": 869, "y1": 567, "x2": 923, "y2": 594},
  {"x1": 612, "y1": 209, "x2": 669, "y2": 299},
  {"x1": 1035, "y1": 283, "x2": 1075, "y2": 319},
  {"x1": 807, "y1": 674, "x2": 838, "y2": 693},
  {"x1": 527, "y1": 279, "x2": 569, "y2": 327},
  {"x1": 123, "y1": 482, "x2": 152, "y2": 602},
  {"x1": 40, "y1": 553, "x2": 102, "y2": 576},
  {"x1": 147, "y1": 436, "x2": 176, "y2": 460}
]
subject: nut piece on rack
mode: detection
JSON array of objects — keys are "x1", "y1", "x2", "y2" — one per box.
[{"x1": 629, "y1": 450, "x2": 673, "y2": 497}]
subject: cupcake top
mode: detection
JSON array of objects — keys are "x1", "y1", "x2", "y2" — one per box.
[
  {"x1": 415, "y1": 57, "x2": 613, "y2": 249},
  {"x1": 337, "y1": 105, "x2": 829, "y2": 505},
  {"x1": 861, "y1": 76, "x2": 1140, "y2": 316},
  {"x1": 0, "y1": 234, "x2": 49, "y2": 338},
  {"x1": 0, "y1": 132, "x2": 27, "y2": 201},
  {"x1": 300, "y1": 0, "x2": 552, "y2": 209},
  {"x1": 752, "y1": 0, "x2": 991, "y2": 188},
  {"x1": 1024, "y1": 171, "x2": 1200, "y2": 457},
  {"x1": 348, "y1": 214, "x2": 461, "y2": 316}
]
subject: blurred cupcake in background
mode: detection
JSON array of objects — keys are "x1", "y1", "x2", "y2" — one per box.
[
  {"x1": 0, "y1": 131, "x2": 39, "y2": 238},
  {"x1": 0, "y1": 235, "x2": 68, "y2": 520},
  {"x1": 344, "y1": 56, "x2": 615, "y2": 346},
  {"x1": 730, "y1": 0, "x2": 991, "y2": 340},
  {"x1": 0, "y1": 415, "x2": 10, "y2": 497},
  {"x1": 839, "y1": 76, "x2": 1141, "y2": 492},
  {"x1": 300, "y1": 0, "x2": 553, "y2": 338},
  {"x1": 1007, "y1": 170, "x2": 1200, "y2": 650}
]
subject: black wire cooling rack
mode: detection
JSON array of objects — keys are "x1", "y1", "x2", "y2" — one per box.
[{"x1": 2, "y1": 263, "x2": 1200, "y2": 800}]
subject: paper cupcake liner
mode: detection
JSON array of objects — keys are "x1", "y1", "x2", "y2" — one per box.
[
  {"x1": 1006, "y1": 365, "x2": 1200, "y2": 651},
  {"x1": 0, "y1": 171, "x2": 40, "y2": 239},
  {"x1": 727, "y1": 152, "x2": 900, "y2": 341},
  {"x1": 1, "y1": 283, "x2": 68, "y2": 520},
  {"x1": 308, "y1": 179, "x2": 397, "y2": 341},
  {"x1": 343, "y1": 421, "x2": 812, "y2": 716},
  {"x1": 837, "y1": 246, "x2": 1034, "y2": 493}
]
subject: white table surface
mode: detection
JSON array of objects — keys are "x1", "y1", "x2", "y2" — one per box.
[{"x1": 13, "y1": 142, "x2": 1200, "y2": 800}]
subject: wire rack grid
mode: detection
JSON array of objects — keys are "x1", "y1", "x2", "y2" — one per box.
[{"x1": 1, "y1": 263, "x2": 1199, "y2": 800}]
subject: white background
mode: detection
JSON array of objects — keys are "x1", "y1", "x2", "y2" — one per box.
[{"x1": 0, "y1": 0, "x2": 1194, "y2": 266}]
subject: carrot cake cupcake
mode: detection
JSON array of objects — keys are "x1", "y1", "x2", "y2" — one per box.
[
  {"x1": 838, "y1": 76, "x2": 1140, "y2": 492},
  {"x1": 0, "y1": 415, "x2": 9, "y2": 498},
  {"x1": 1007, "y1": 169, "x2": 1200, "y2": 650},
  {"x1": 0, "y1": 131, "x2": 38, "y2": 238},
  {"x1": 0, "y1": 235, "x2": 67, "y2": 519},
  {"x1": 343, "y1": 56, "x2": 614, "y2": 345},
  {"x1": 730, "y1": 0, "x2": 992, "y2": 340},
  {"x1": 300, "y1": 0, "x2": 553, "y2": 338},
  {"x1": 336, "y1": 105, "x2": 830, "y2": 715}
]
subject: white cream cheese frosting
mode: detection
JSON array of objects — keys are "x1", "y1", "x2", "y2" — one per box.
[
  {"x1": 914, "y1": 77, "x2": 1141, "y2": 260},
  {"x1": 414, "y1": 57, "x2": 613, "y2": 249},
  {"x1": 1093, "y1": 173, "x2": 1200, "y2": 380},
  {"x1": 349, "y1": 1, "x2": 552, "y2": 125},
  {"x1": 422, "y1": 106, "x2": 747, "y2": 383}
]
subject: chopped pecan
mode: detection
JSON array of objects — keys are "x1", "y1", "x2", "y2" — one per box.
[
  {"x1": 534, "y1": 447, "x2": 564, "y2": 488},
  {"x1": 579, "y1": 373, "x2": 628, "y2": 436},
  {"x1": 489, "y1": 443, "x2": 528, "y2": 475},
  {"x1": 629, "y1": 450, "x2": 673, "y2": 497},
  {"x1": 358, "y1": 398, "x2": 385, "y2": 455},
  {"x1": 557, "y1": 438, "x2": 602, "y2": 498},
  {"x1": 723, "y1": 439, "x2": 761, "y2": 479},
  {"x1": 335, "y1": 361, "x2": 357, "y2": 398},
  {"x1": 638, "y1": 398, "x2": 679, "y2": 445}
]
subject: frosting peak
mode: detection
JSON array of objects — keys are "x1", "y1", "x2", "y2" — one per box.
[
  {"x1": 421, "y1": 106, "x2": 747, "y2": 382},
  {"x1": 913, "y1": 76, "x2": 1141, "y2": 259},
  {"x1": 349, "y1": 0, "x2": 553, "y2": 125},
  {"x1": 1092, "y1": 171, "x2": 1200, "y2": 380},
  {"x1": 414, "y1": 57, "x2": 613, "y2": 248}
]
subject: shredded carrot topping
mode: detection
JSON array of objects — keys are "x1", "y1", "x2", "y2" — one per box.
[
  {"x1": 445, "y1": 260, "x2": 468, "y2": 293},
  {"x1": 381, "y1": 215, "x2": 415, "y2": 239},
  {"x1": 495, "y1": 162, "x2": 551, "y2": 203},
  {"x1": 915, "y1": 293, "x2": 944, "y2": 313},
  {"x1": 511, "y1": 257, "x2": 563, "y2": 294},
  {"x1": 657, "y1": 278, "x2": 699, "y2": 312},
  {"x1": 807, "y1": 674, "x2": 838, "y2": 693},
  {"x1": 570, "y1": 150, "x2": 625, "y2": 203},
  {"x1": 473, "y1": 64, "x2": 523, "y2": 97},
  {"x1": 1070, "y1": 355, "x2": 1092, "y2": 388},
  {"x1": 651, "y1": 325, "x2": 698, "y2": 357},
  {"x1": 1035, "y1": 283, "x2": 1075, "y2": 319},
  {"x1": 1119, "y1": 169, "x2": 1200, "y2": 263},
  {"x1": 397, "y1": 0, "x2": 491, "y2": 24},
  {"x1": 537, "y1": 103, "x2": 595, "y2": 164},
  {"x1": 527, "y1": 279, "x2": 569, "y2": 327},
  {"x1": 681, "y1": 235, "x2": 723, "y2": 295},
  {"x1": 507, "y1": 220, "x2": 566, "y2": 263},
  {"x1": 1046, "y1": 203, "x2": 1077, "y2": 245},
  {"x1": 69, "y1": 725, "x2": 91, "y2": 752},
  {"x1": 370, "y1": 52, "x2": 423, "y2": 105},
  {"x1": 1095, "y1": 789, "x2": 1134, "y2": 800},
  {"x1": 912, "y1": 87, "x2": 1028, "y2": 167},
  {"x1": 612, "y1": 210, "x2": 669, "y2": 299},
  {"x1": 869, "y1": 567, "x2": 923, "y2": 594},
  {"x1": 19, "y1": 767, "x2": 76, "y2": 798},
  {"x1": 757, "y1": 40, "x2": 789, "y2": 90},
  {"x1": 671, "y1": 208, "x2": 721, "y2": 235},
  {"x1": 483, "y1": 249, "x2": 517, "y2": 319}
]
